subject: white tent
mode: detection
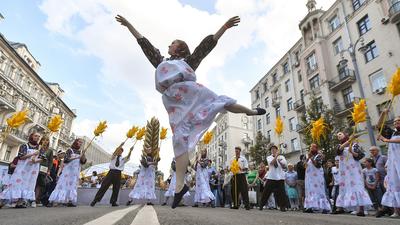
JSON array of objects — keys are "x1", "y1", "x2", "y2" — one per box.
[{"x1": 81, "y1": 162, "x2": 139, "y2": 178}]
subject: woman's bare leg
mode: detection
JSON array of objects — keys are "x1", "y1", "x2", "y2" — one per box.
[
  {"x1": 175, "y1": 152, "x2": 189, "y2": 193},
  {"x1": 225, "y1": 103, "x2": 263, "y2": 115}
]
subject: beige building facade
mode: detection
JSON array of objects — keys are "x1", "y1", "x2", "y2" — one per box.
[
  {"x1": 251, "y1": 0, "x2": 400, "y2": 163},
  {"x1": 0, "y1": 33, "x2": 76, "y2": 164}
]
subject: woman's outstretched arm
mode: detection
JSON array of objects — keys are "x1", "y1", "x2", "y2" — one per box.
[
  {"x1": 116, "y1": 15, "x2": 163, "y2": 68},
  {"x1": 213, "y1": 16, "x2": 240, "y2": 41}
]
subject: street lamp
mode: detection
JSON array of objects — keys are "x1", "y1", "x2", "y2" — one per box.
[{"x1": 338, "y1": 37, "x2": 377, "y2": 146}]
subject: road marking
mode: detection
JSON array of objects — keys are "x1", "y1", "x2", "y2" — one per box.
[
  {"x1": 83, "y1": 205, "x2": 140, "y2": 225},
  {"x1": 130, "y1": 206, "x2": 160, "y2": 225}
]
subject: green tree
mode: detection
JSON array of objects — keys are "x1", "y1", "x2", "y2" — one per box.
[
  {"x1": 249, "y1": 131, "x2": 270, "y2": 165},
  {"x1": 299, "y1": 95, "x2": 347, "y2": 161}
]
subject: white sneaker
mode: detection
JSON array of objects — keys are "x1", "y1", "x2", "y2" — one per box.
[
  {"x1": 351, "y1": 211, "x2": 357, "y2": 215},
  {"x1": 31, "y1": 202, "x2": 36, "y2": 208},
  {"x1": 364, "y1": 211, "x2": 368, "y2": 215},
  {"x1": 390, "y1": 212, "x2": 399, "y2": 218}
]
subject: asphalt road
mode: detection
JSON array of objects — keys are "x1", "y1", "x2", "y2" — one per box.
[{"x1": 0, "y1": 205, "x2": 399, "y2": 225}]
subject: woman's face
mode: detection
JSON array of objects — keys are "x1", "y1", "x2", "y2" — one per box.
[
  {"x1": 41, "y1": 138, "x2": 49, "y2": 147},
  {"x1": 337, "y1": 132, "x2": 345, "y2": 141},
  {"x1": 394, "y1": 118, "x2": 400, "y2": 129},
  {"x1": 168, "y1": 40, "x2": 180, "y2": 56}
]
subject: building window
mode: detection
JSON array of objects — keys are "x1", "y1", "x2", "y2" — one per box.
[
  {"x1": 287, "y1": 98, "x2": 293, "y2": 111},
  {"x1": 309, "y1": 74, "x2": 320, "y2": 90},
  {"x1": 257, "y1": 119, "x2": 262, "y2": 130},
  {"x1": 283, "y1": 62, "x2": 290, "y2": 74},
  {"x1": 306, "y1": 53, "x2": 317, "y2": 72},
  {"x1": 272, "y1": 73, "x2": 278, "y2": 84},
  {"x1": 342, "y1": 86, "x2": 354, "y2": 105},
  {"x1": 272, "y1": 89, "x2": 279, "y2": 99},
  {"x1": 4, "y1": 146, "x2": 12, "y2": 161},
  {"x1": 357, "y1": 15, "x2": 371, "y2": 36},
  {"x1": 265, "y1": 97, "x2": 269, "y2": 108},
  {"x1": 300, "y1": 89, "x2": 305, "y2": 101},
  {"x1": 298, "y1": 71, "x2": 302, "y2": 82},
  {"x1": 291, "y1": 138, "x2": 300, "y2": 151},
  {"x1": 353, "y1": 0, "x2": 366, "y2": 11},
  {"x1": 285, "y1": 79, "x2": 290, "y2": 92},
  {"x1": 329, "y1": 15, "x2": 340, "y2": 32},
  {"x1": 333, "y1": 37, "x2": 344, "y2": 55},
  {"x1": 275, "y1": 106, "x2": 281, "y2": 118},
  {"x1": 316, "y1": 97, "x2": 323, "y2": 113},
  {"x1": 364, "y1": 40, "x2": 379, "y2": 63},
  {"x1": 289, "y1": 117, "x2": 296, "y2": 131},
  {"x1": 266, "y1": 113, "x2": 271, "y2": 125},
  {"x1": 266, "y1": 130, "x2": 271, "y2": 140},
  {"x1": 263, "y1": 82, "x2": 268, "y2": 92},
  {"x1": 369, "y1": 70, "x2": 386, "y2": 92},
  {"x1": 255, "y1": 89, "x2": 260, "y2": 100}
]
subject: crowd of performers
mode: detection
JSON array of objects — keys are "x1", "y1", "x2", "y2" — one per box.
[{"x1": 0, "y1": 116, "x2": 399, "y2": 220}]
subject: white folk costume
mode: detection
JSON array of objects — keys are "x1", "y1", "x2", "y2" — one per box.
[
  {"x1": 137, "y1": 36, "x2": 236, "y2": 158},
  {"x1": 336, "y1": 144, "x2": 372, "y2": 209},
  {"x1": 304, "y1": 153, "x2": 331, "y2": 212},
  {"x1": 129, "y1": 157, "x2": 156, "y2": 201},
  {"x1": 381, "y1": 129, "x2": 400, "y2": 207},
  {"x1": 194, "y1": 157, "x2": 215, "y2": 204},
  {"x1": 0, "y1": 144, "x2": 40, "y2": 203},
  {"x1": 49, "y1": 148, "x2": 84, "y2": 204}
]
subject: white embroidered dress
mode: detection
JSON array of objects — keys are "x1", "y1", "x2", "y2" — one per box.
[
  {"x1": 304, "y1": 157, "x2": 331, "y2": 211},
  {"x1": 156, "y1": 59, "x2": 236, "y2": 157},
  {"x1": 129, "y1": 165, "x2": 156, "y2": 200},
  {"x1": 49, "y1": 151, "x2": 81, "y2": 203},
  {"x1": 0, "y1": 145, "x2": 40, "y2": 202},
  {"x1": 194, "y1": 163, "x2": 215, "y2": 203},
  {"x1": 336, "y1": 147, "x2": 372, "y2": 209},
  {"x1": 381, "y1": 134, "x2": 400, "y2": 207},
  {"x1": 164, "y1": 172, "x2": 190, "y2": 198}
]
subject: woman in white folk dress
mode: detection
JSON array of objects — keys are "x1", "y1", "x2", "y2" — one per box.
[
  {"x1": 193, "y1": 151, "x2": 215, "y2": 207},
  {"x1": 304, "y1": 143, "x2": 331, "y2": 213},
  {"x1": 116, "y1": 15, "x2": 266, "y2": 208},
  {"x1": 48, "y1": 139, "x2": 86, "y2": 207},
  {"x1": 334, "y1": 132, "x2": 372, "y2": 216},
  {"x1": 127, "y1": 153, "x2": 157, "y2": 206},
  {"x1": 0, "y1": 132, "x2": 43, "y2": 208},
  {"x1": 377, "y1": 116, "x2": 400, "y2": 218}
]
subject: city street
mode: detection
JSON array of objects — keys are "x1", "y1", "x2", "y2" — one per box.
[{"x1": 0, "y1": 205, "x2": 399, "y2": 225}]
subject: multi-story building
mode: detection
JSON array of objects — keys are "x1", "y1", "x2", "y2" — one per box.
[
  {"x1": 197, "y1": 112, "x2": 253, "y2": 170},
  {"x1": 0, "y1": 33, "x2": 77, "y2": 165},
  {"x1": 80, "y1": 136, "x2": 112, "y2": 169},
  {"x1": 251, "y1": 0, "x2": 400, "y2": 163}
]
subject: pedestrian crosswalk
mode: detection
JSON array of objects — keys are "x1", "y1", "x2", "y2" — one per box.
[{"x1": 83, "y1": 205, "x2": 160, "y2": 225}]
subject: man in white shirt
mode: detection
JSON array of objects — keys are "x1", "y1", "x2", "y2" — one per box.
[
  {"x1": 259, "y1": 145, "x2": 288, "y2": 212},
  {"x1": 90, "y1": 142, "x2": 133, "y2": 207},
  {"x1": 230, "y1": 147, "x2": 250, "y2": 210}
]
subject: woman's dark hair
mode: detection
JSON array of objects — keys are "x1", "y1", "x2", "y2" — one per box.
[
  {"x1": 174, "y1": 40, "x2": 191, "y2": 58},
  {"x1": 365, "y1": 158, "x2": 375, "y2": 167},
  {"x1": 39, "y1": 135, "x2": 50, "y2": 149}
]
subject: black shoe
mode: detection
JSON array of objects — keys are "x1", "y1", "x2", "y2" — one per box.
[
  {"x1": 356, "y1": 212, "x2": 365, "y2": 217},
  {"x1": 322, "y1": 210, "x2": 329, "y2": 214},
  {"x1": 375, "y1": 210, "x2": 385, "y2": 218},
  {"x1": 171, "y1": 185, "x2": 189, "y2": 209},
  {"x1": 126, "y1": 200, "x2": 132, "y2": 206},
  {"x1": 280, "y1": 208, "x2": 287, "y2": 212},
  {"x1": 192, "y1": 204, "x2": 198, "y2": 207},
  {"x1": 255, "y1": 108, "x2": 266, "y2": 115},
  {"x1": 66, "y1": 203, "x2": 76, "y2": 207},
  {"x1": 90, "y1": 201, "x2": 96, "y2": 207},
  {"x1": 332, "y1": 209, "x2": 345, "y2": 214},
  {"x1": 230, "y1": 206, "x2": 239, "y2": 209},
  {"x1": 259, "y1": 206, "x2": 263, "y2": 211},
  {"x1": 111, "y1": 203, "x2": 119, "y2": 207},
  {"x1": 162, "y1": 202, "x2": 167, "y2": 206},
  {"x1": 147, "y1": 202, "x2": 154, "y2": 206},
  {"x1": 304, "y1": 208, "x2": 313, "y2": 213},
  {"x1": 245, "y1": 206, "x2": 251, "y2": 210}
]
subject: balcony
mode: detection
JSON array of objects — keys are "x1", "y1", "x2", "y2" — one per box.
[
  {"x1": 241, "y1": 137, "x2": 253, "y2": 145},
  {"x1": 294, "y1": 99, "x2": 305, "y2": 112},
  {"x1": 389, "y1": 1, "x2": 400, "y2": 24},
  {"x1": 0, "y1": 126, "x2": 28, "y2": 143},
  {"x1": 272, "y1": 96, "x2": 282, "y2": 108},
  {"x1": 0, "y1": 90, "x2": 16, "y2": 110},
  {"x1": 328, "y1": 69, "x2": 356, "y2": 92},
  {"x1": 333, "y1": 101, "x2": 354, "y2": 117}
]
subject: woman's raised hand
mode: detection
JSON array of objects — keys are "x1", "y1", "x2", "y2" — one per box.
[
  {"x1": 223, "y1": 16, "x2": 240, "y2": 29},
  {"x1": 116, "y1": 15, "x2": 131, "y2": 27}
]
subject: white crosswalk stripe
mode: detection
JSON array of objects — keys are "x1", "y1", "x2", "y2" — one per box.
[
  {"x1": 130, "y1": 206, "x2": 160, "y2": 225},
  {"x1": 83, "y1": 205, "x2": 140, "y2": 225}
]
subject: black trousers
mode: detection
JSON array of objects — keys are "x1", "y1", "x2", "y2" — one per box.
[
  {"x1": 93, "y1": 170, "x2": 121, "y2": 204},
  {"x1": 260, "y1": 179, "x2": 288, "y2": 209},
  {"x1": 231, "y1": 174, "x2": 249, "y2": 208}
]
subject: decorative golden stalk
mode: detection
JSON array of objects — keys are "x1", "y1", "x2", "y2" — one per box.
[
  {"x1": 1, "y1": 110, "x2": 29, "y2": 143},
  {"x1": 124, "y1": 125, "x2": 139, "y2": 143},
  {"x1": 202, "y1": 131, "x2": 213, "y2": 145},
  {"x1": 379, "y1": 68, "x2": 400, "y2": 135},
  {"x1": 82, "y1": 121, "x2": 108, "y2": 154},
  {"x1": 142, "y1": 117, "x2": 160, "y2": 162},
  {"x1": 311, "y1": 117, "x2": 327, "y2": 144},
  {"x1": 47, "y1": 115, "x2": 64, "y2": 133}
]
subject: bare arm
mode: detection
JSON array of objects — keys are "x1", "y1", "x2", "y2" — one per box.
[
  {"x1": 377, "y1": 135, "x2": 400, "y2": 143},
  {"x1": 116, "y1": 15, "x2": 143, "y2": 39}
]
